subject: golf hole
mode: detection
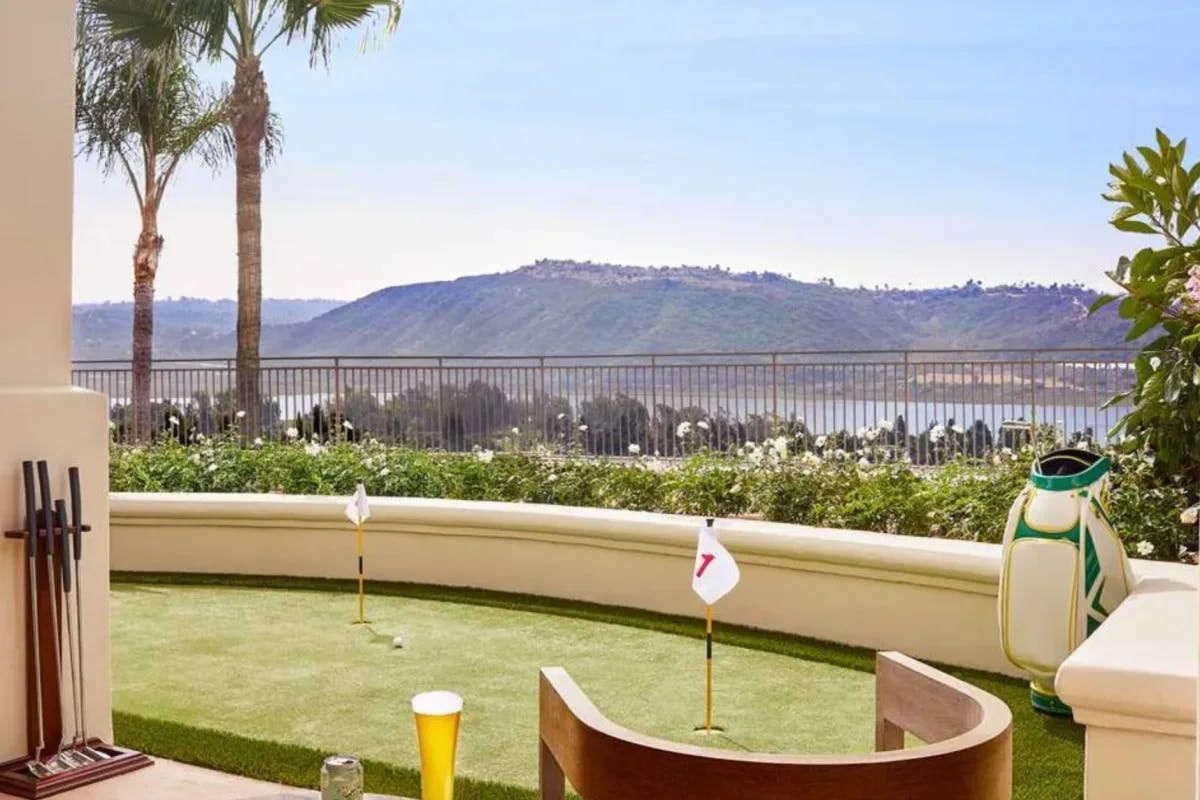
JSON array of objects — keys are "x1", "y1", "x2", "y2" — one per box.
[{"x1": 691, "y1": 725, "x2": 726, "y2": 736}]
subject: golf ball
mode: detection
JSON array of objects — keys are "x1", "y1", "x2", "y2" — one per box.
[{"x1": 392, "y1": 635, "x2": 404, "y2": 648}]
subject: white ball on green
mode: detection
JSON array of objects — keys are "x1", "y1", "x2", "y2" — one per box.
[{"x1": 392, "y1": 635, "x2": 404, "y2": 648}]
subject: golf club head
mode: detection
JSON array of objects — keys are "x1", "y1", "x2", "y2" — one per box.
[
  {"x1": 26, "y1": 761, "x2": 53, "y2": 779},
  {"x1": 38, "y1": 756, "x2": 67, "y2": 776},
  {"x1": 82, "y1": 743, "x2": 111, "y2": 762},
  {"x1": 58, "y1": 749, "x2": 92, "y2": 768}
]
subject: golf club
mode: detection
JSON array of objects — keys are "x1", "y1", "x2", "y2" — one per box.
[
  {"x1": 69, "y1": 466, "x2": 108, "y2": 761},
  {"x1": 56, "y1": 498, "x2": 94, "y2": 767},
  {"x1": 36, "y1": 461, "x2": 74, "y2": 773},
  {"x1": 21, "y1": 461, "x2": 52, "y2": 780}
]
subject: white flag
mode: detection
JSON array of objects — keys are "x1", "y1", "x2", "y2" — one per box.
[
  {"x1": 692, "y1": 525, "x2": 739, "y2": 605},
  {"x1": 344, "y1": 483, "x2": 371, "y2": 525}
]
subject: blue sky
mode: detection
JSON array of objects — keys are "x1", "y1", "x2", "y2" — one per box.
[{"x1": 73, "y1": 0, "x2": 1200, "y2": 302}]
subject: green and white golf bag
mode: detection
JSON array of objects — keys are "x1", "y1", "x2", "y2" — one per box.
[{"x1": 998, "y1": 448, "x2": 1135, "y2": 715}]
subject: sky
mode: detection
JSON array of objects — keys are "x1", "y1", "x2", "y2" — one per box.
[{"x1": 72, "y1": 0, "x2": 1200, "y2": 303}]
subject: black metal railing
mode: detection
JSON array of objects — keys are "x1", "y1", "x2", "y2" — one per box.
[{"x1": 75, "y1": 348, "x2": 1136, "y2": 456}]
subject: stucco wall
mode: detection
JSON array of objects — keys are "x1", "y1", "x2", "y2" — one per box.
[
  {"x1": 110, "y1": 493, "x2": 1022, "y2": 676},
  {"x1": 0, "y1": 1, "x2": 115, "y2": 765},
  {"x1": 0, "y1": 0, "x2": 74, "y2": 388},
  {"x1": 1058, "y1": 575, "x2": 1198, "y2": 800}
]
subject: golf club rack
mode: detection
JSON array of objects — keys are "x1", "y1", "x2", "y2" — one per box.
[{"x1": 1, "y1": 461, "x2": 150, "y2": 798}]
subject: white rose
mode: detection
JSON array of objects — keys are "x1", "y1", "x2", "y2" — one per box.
[
  {"x1": 878, "y1": 419, "x2": 894, "y2": 432},
  {"x1": 511, "y1": 427, "x2": 520, "y2": 435},
  {"x1": 286, "y1": 426, "x2": 299, "y2": 439},
  {"x1": 235, "y1": 410, "x2": 246, "y2": 419},
  {"x1": 578, "y1": 424, "x2": 588, "y2": 432},
  {"x1": 1135, "y1": 540, "x2": 1154, "y2": 557},
  {"x1": 1181, "y1": 505, "x2": 1199, "y2": 525},
  {"x1": 815, "y1": 435, "x2": 827, "y2": 448},
  {"x1": 477, "y1": 449, "x2": 495, "y2": 464},
  {"x1": 628, "y1": 444, "x2": 641, "y2": 455},
  {"x1": 168, "y1": 415, "x2": 179, "y2": 427},
  {"x1": 676, "y1": 421, "x2": 692, "y2": 438},
  {"x1": 253, "y1": 437, "x2": 263, "y2": 446},
  {"x1": 342, "y1": 420, "x2": 354, "y2": 431},
  {"x1": 696, "y1": 420, "x2": 710, "y2": 431}
]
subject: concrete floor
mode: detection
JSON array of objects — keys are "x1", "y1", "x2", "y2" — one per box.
[{"x1": 0, "y1": 758, "x2": 406, "y2": 800}]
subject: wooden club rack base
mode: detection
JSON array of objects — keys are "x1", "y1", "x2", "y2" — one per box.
[{"x1": 3, "y1": 523, "x2": 152, "y2": 798}]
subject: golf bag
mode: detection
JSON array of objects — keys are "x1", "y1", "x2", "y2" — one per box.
[{"x1": 998, "y1": 448, "x2": 1135, "y2": 715}]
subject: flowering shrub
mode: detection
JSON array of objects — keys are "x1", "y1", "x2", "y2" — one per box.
[
  {"x1": 1092, "y1": 130, "x2": 1200, "y2": 486},
  {"x1": 110, "y1": 431, "x2": 1194, "y2": 562}
]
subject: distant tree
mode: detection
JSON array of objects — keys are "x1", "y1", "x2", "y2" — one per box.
[
  {"x1": 75, "y1": 12, "x2": 231, "y2": 441},
  {"x1": 93, "y1": 0, "x2": 403, "y2": 436}
]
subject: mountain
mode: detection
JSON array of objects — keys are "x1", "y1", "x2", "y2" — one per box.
[
  {"x1": 72, "y1": 261, "x2": 1136, "y2": 358},
  {"x1": 260, "y1": 261, "x2": 1134, "y2": 356},
  {"x1": 73, "y1": 297, "x2": 343, "y2": 359}
]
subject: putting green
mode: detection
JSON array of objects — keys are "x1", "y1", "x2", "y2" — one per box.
[{"x1": 111, "y1": 583, "x2": 877, "y2": 789}]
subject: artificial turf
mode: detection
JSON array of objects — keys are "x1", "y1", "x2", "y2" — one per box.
[{"x1": 110, "y1": 572, "x2": 1083, "y2": 799}]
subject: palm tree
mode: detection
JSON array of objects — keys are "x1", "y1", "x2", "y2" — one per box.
[
  {"x1": 91, "y1": 0, "x2": 403, "y2": 435},
  {"x1": 76, "y1": 11, "x2": 233, "y2": 442}
]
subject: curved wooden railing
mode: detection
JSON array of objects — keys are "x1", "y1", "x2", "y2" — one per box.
[{"x1": 538, "y1": 651, "x2": 1012, "y2": 800}]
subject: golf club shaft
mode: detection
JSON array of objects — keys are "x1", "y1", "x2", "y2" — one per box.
[
  {"x1": 36, "y1": 461, "x2": 67, "y2": 759},
  {"x1": 68, "y1": 466, "x2": 102, "y2": 757},
  {"x1": 22, "y1": 462, "x2": 45, "y2": 760},
  {"x1": 56, "y1": 499, "x2": 83, "y2": 749}
]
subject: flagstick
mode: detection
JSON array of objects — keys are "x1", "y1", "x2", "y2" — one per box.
[
  {"x1": 356, "y1": 521, "x2": 365, "y2": 624},
  {"x1": 705, "y1": 603, "x2": 714, "y2": 733}
]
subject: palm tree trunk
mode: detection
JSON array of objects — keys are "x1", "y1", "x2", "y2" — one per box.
[
  {"x1": 231, "y1": 54, "x2": 269, "y2": 436},
  {"x1": 130, "y1": 206, "x2": 163, "y2": 442}
]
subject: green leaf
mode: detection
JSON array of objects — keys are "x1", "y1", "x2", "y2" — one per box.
[
  {"x1": 1156, "y1": 128, "x2": 1172, "y2": 154},
  {"x1": 1172, "y1": 166, "x2": 1188, "y2": 198},
  {"x1": 1137, "y1": 146, "x2": 1163, "y2": 172},
  {"x1": 1118, "y1": 295, "x2": 1138, "y2": 319},
  {"x1": 1110, "y1": 206, "x2": 1140, "y2": 223},
  {"x1": 1124, "y1": 152, "x2": 1144, "y2": 176},
  {"x1": 1102, "y1": 391, "x2": 1134, "y2": 410},
  {"x1": 1112, "y1": 218, "x2": 1157, "y2": 235},
  {"x1": 1088, "y1": 293, "x2": 1119, "y2": 314},
  {"x1": 1165, "y1": 367, "x2": 1184, "y2": 404},
  {"x1": 1111, "y1": 255, "x2": 1132, "y2": 283},
  {"x1": 1127, "y1": 309, "x2": 1161, "y2": 341}
]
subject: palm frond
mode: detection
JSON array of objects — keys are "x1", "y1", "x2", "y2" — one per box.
[
  {"x1": 77, "y1": 3, "x2": 234, "y2": 207},
  {"x1": 88, "y1": 0, "x2": 237, "y2": 63},
  {"x1": 277, "y1": 0, "x2": 403, "y2": 66}
]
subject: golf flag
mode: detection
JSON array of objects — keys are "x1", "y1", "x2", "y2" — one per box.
[
  {"x1": 346, "y1": 483, "x2": 371, "y2": 623},
  {"x1": 693, "y1": 519, "x2": 738, "y2": 734},
  {"x1": 345, "y1": 483, "x2": 371, "y2": 525},
  {"x1": 692, "y1": 524, "x2": 739, "y2": 605}
]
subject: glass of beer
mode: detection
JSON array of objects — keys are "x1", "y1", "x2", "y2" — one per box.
[{"x1": 412, "y1": 690, "x2": 463, "y2": 800}]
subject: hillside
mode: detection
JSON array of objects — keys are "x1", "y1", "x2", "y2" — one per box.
[
  {"x1": 73, "y1": 298, "x2": 343, "y2": 359},
  {"x1": 72, "y1": 262, "x2": 1136, "y2": 358},
  {"x1": 261, "y1": 261, "x2": 1133, "y2": 355}
]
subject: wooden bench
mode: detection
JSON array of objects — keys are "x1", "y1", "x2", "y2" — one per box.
[{"x1": 539, "y1": 651, "x2": 1012, "y2": 800}]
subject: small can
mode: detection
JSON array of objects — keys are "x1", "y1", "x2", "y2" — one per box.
[{"x1": 320, "y1": 755, "x2": 364, "y2": 800}]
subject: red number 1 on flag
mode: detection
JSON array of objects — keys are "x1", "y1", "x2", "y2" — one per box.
[{"x1": 696, "y1": 553, "x2": 715, "y2": 578}]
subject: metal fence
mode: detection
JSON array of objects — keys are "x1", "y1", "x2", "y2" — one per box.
[{"x1": 74, "y1": 348, "x2": 1136, "y2": 458}]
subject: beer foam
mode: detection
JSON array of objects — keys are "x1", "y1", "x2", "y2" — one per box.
[{"x1": 412, "y1": 690, "x2": 463, "y2": 716}]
